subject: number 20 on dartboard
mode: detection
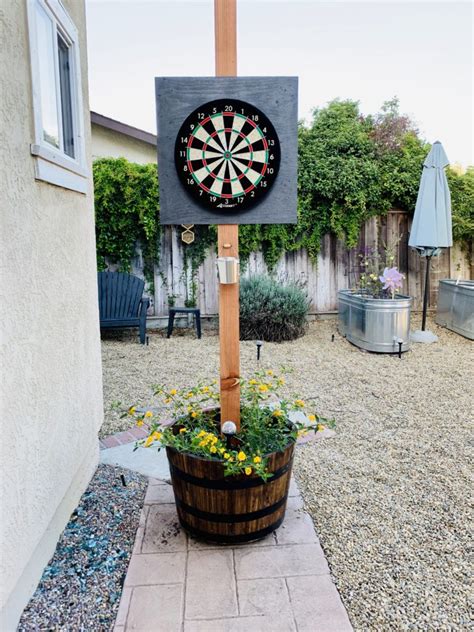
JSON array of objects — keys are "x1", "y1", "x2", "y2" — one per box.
[{"x1": 174, "y1": 99, "x2": 281, "y2": 211}]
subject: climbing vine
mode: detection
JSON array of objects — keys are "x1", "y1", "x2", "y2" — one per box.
[
  {"x1": 93, "y1": 100, "x2": 472, "y2": 277},
  {"x1": 93, "y1": 158, "x2": 160, "y2": 285}
]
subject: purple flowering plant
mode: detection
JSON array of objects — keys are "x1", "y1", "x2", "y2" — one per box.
[
  {"x1": 354, "y1": 244, "x2": 405, "y2": 299},
  {"x1": 379, "y1": 267, "x2": 404, "y2": 298}
]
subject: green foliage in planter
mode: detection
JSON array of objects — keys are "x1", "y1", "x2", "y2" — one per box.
[
  {"x1": 93, "y1": 158, "x2": 160, "y2": 283},
  {"x1": 127, "y1": 372, "x2": 331, "y2": 481},
  {"x1": 239, "y1": 276, "x2": 310, "y2": 342},
  {"x1": 447, "y1": 166, "x2": 474, "y2": 254}
]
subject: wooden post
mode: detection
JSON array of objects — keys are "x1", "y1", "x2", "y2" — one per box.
[{"x1": 215, "y1": 0, "x2": 240, "y2": 430}]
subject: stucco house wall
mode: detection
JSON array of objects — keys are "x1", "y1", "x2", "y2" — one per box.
[
  {"x1": 91, "y1": 120, "x2": 157, "y2": 164},
  {"x1": 0, "y1": 2, "x2": 103, "y2": 629}
]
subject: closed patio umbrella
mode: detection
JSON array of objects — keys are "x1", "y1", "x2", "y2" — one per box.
[{"x1": 409, "y1": 141, "x2": 452, "y2": 338}]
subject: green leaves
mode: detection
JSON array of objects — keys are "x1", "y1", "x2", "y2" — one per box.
[
  {"x1": 93, "y1": 158, "x2": 160, "y2": 283},
  {"x1": 93, "y1": 105, "x2": 472, "y2": 278},
  {"x1": 448, "y1": 166, "x2": 474, "y2": 251}
]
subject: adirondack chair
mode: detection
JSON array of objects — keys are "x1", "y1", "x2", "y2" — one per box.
[{"x1": 98, "y1": 271, "x2": 150, "y2": 344}]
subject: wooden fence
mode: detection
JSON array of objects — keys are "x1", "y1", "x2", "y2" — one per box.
[{"x1": 123, "y1": 209, "x2": 472, "y2": 317}]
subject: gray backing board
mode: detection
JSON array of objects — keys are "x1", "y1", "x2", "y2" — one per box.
[{"x1": 155, "y1": 76, "x2": 298, "y2": 225}]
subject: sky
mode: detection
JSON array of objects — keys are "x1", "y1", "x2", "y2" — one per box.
[{"x1": 85, "y1": 0, "x2": 473, "y2": 167}]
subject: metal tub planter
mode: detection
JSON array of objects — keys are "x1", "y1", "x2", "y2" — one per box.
[
  {"x1": 338, "y1": 290, "x2": 412, "y2": 353},
  {"x1": 436, "y1": 279, "x2": 474, "y2": 340}
]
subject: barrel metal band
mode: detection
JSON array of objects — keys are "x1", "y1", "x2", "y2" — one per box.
[
  {"x1": 178, "y1": 516, "x2": 285, "y2": 544},
  {"x1": 169, "y1": 458, "x2": 293, "y2": 490},
  {"x1": 174, "y1": 495, "x2": 286, "y2": 523}
]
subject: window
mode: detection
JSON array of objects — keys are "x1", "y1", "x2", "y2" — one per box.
[{"x1": 27, "y1": 0, "x2": 88, "y2": 193}]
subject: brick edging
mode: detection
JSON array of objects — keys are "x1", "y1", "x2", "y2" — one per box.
[{"x1": 99, "y1": 425, "x2": 150, "y2": 450}]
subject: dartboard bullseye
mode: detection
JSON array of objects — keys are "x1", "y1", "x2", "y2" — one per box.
[{"x1": 174, "y1": 99, "x2": 281, "y2": 212}]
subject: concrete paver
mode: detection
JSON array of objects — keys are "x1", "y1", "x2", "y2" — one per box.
[
  {"x1": 287, "y1": 574, "x2": 353, "y2": 631},
  {"x1": 237, "y1": 577, "x2": 291, "y2": 616},
  {"x1": 185, "y1": 549, "x2": 238, "y2": 619},
  {"x1": 234, "y1": 543, "x2": 330, "y2": 579},
  {"x1": 114, "y1": 472, "x2": 352, "y2": 631},
  {"x1": 125, "y1": 584, "x2": 183, "y2": 632},
  {"x1": 125, "y1": 552, "x2": 186, "y2": 586}
]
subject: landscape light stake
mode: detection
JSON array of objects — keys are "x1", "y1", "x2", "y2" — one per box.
[
  {"x1": 256, "y1": 340, "x2": 263, "y2": 362},
  {"x1": 215, "y1": 0, "x2": 240, "y2": 432}
]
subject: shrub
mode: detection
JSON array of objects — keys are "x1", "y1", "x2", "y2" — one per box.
[{"x1": 239, "y1": 276, "x2": 309, "y2": 342}]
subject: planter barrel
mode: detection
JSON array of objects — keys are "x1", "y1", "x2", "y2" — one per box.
[
  {"x1": 338, "y1": 290, "x2": 412, "y2": 353},
  {"x1": 166, "y1": 443, "x2": 294, "y2": 543},
  {"x1": 436, "y1": 279, "x2": 474, "y2": 340}
]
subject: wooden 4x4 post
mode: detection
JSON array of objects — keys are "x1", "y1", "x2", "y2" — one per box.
[{"x1": 215, "y1": 0, "x2": 240, "y2": 431}]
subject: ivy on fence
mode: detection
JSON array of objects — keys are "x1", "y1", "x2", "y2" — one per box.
[{"x1": 93, "y1": 99, "x2": 473, "y2": 280}]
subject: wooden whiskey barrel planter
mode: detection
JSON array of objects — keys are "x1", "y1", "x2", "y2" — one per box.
[{"x1": 166, "y1": 442, "x2": 294, "y2": 543}]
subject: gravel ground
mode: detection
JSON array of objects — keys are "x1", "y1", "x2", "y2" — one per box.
[
  {"x1": 101, "y1": 316, "x2": 473, "y2": 629},
  {"x1": 18, "y1": 465, "x2": 147, "y2": 632}
]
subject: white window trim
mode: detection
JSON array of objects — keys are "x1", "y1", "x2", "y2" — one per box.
[{"x1": 27, "y1": 0, "x2": 88, "y2": 193}]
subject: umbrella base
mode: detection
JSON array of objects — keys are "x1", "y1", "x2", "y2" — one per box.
[{"x1": 410, "y1": 329, "x2": 439, "y2": 344}]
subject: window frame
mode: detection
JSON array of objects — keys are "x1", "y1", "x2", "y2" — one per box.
[{"x1": 27, "y1": 0, "x2": 88, "y2": 193}]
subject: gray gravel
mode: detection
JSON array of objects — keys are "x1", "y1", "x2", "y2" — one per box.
[
  {"x1": 101, "y1": 316, "x2": 473, "y2": 629},
  {"x1": 18, "y1": 465, "x2": 147, "y2": 632}
]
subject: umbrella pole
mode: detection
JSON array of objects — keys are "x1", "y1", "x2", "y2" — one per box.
[{"x1": 421, "y1": 254, "x2": 432, "y2": 331}]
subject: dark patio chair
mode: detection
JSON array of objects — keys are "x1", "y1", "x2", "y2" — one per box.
[{"x1": 98, "y1": 271, "x2": 150, "y2": 344}]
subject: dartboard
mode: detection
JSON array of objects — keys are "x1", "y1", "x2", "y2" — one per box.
[{"x1": 174, "y1": 99, "x2": 280, "y2": 212}]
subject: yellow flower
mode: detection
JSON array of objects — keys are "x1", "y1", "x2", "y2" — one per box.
[
  {"x1": 253, "y1": 456, "x2": 261, "y2": 464},
  {"x1": 170, "y1": 389, "x2": 177, "y2": 396},
  {"x1": 317, "y1": 424, "x2": 326, "y2": 432},
  {"x1": 249, "y1": 379, "x2": 258, "y2": 385},
  {"x1": 298, "y1": 429, "x2": 308, "y2": 437},
  {"x1": 219, "y1": 447, "x2": 225, "y2": 454},
  {"x1": 198, "y1": 440, "x2": 206, "y2": 447},
  {"x1": 266, "y1": 370, "x2": 273, "y2": 376},
  {"x1": 164, "y1": 398, "x2": 171, "y2": 404},
  {"x1": 201, "y1": 386, "x2": 209, "y2": 393},
  {"x1": 245, "y1": 467, "x2": 252, "y2": 476},
  {"x1": 179, "y1": 428, "x2": 186, "y2": 434},
  {"x1": 136, "y1": 419, "x2": 144, "y2": 427},
  {"x1": 308, "y1": 414, "x2": 316, "y2": 423},
  {"x1": 191, "y1": 411, "x2": 198, "y2": 418},
  {"x1": 272, "y1": 409, "x2": 283, "y2": 417},
  {"x1": 128, "y1": 406, "x2": 136, "y2": 415},
  {"x1": 197, "y1": 430, "x2": 206, "y2": 438},
  {"x1": 144, "y1": 410, "x2": 153, "y2": 418},
  {"x1": 229, "y1": 457, "x2": 234, "y2": 462},
  {"x1": 187, "y1": 405, "x2": 192, "y2": 413},
  {"x1": 144, "y1": 434, "x2": 159, "y2": 447},
  {"x1": 258, "y1": 384, "x2": 269, "y2": 392},
  {"x1": 223, "y1": 452, "x2": 230, "y2": 459},
  {"x1": 278, "y1": 378, "x2": 285, "y2": 385},
  {"x1": 237, "y1": 451, "x2": 246, "y2": 462},
  {"x1": 295, "y1": 399, "x2": 305, "y2": 408},
  {"x1": 211, "y1": 436, "x2": 218, "y2": 444},
  {"x1": 210, "y1": 446, "x2": 217, "y2": 453}
]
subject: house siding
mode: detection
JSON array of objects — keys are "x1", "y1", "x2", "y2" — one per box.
[
  {"x1": 91, "y1": 123, "x2": 157, "y2": 164},
  {"x1": 0, "y1": 1, "x2": 103, "y2": 628}
]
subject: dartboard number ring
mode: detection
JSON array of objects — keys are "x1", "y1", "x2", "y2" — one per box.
[{"x1": 174, "y1": 99, "x2": 281, "y2": 212}]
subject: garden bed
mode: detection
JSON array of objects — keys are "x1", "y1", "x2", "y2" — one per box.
[
  {"x1": 18, "y1": 465, "x2": 147, "y2": 632},
  {"x1": 101, "y1": 317, "x2": 472, "y2": 629}
]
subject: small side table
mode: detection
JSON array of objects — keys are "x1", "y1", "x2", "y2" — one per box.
[{"x1": 167, "y1": 307, "x2": 202, "y2": 339}]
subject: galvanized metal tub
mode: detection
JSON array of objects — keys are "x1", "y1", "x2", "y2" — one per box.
[
  {"x1": 435, "y1": 279, "x2": 474, "y2": 340},
  {"x1": 338, "y1": 290, "x2": 412, "y2": 353}
]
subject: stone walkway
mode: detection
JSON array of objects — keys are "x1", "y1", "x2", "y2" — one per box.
[{"x1": 113, "y1": 476, "x2": 352, "y2": 632}]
